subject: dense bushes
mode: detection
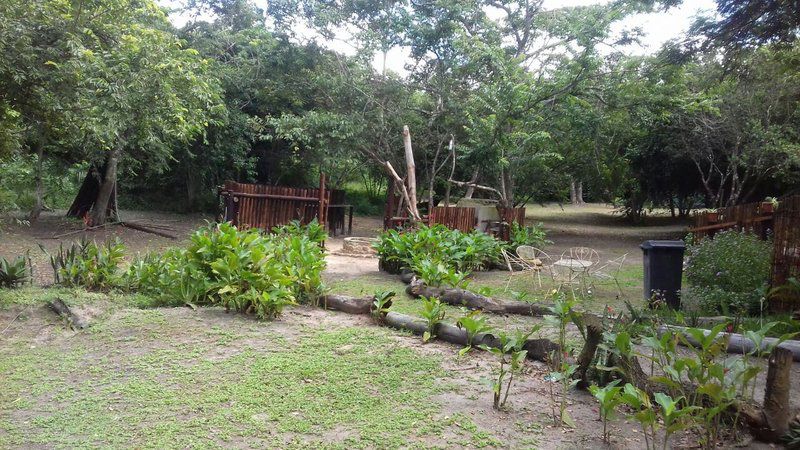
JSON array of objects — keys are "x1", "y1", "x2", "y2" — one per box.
[
  {"x1": 374, "y1": 224, "x2": 504, "y2": 274},
  {"x1": 125, "y1": 221, "x2": 326, "y2": 319},
  {"x1": 684, "y1": 230, "x2": 772, "y2": 315},
  {"x1": 44, "y1": 238, "x2": 125, "y2": 289},
  {"x1": 40, "y1": 221, "x2": 326, "y2": 320}
]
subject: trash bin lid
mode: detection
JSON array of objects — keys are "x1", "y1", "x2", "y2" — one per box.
[{"x1": 640, "y1": 240, "x2": 686, "y2": 250}]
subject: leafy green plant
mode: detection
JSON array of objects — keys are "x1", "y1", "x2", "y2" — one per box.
[
  {"x1": 410, "y1": 256, "x2": 470, "y2": 288},
  {"x1": 544, "y1": 293, "x2": 581, "y2": 427},
  {"x1": 685, "y1": 230, "x2": 772, "y2": 316},
  {"x1": 42, "y1": 238, "x2": 125, "y2": 289},
  {"x1": 374, "y1": 224, "x2": 502, "y2": 273},
  {"x1": 654, "y1": 393, "x2": 699, "y2": 450},
  {"x1": 456, "y1": 309, "x2": 492, "y2": 355},
  {"x1": 619, "y1": 383, "x2": 659, "y2": 450},
  {"x1": 0, "y1": 254, "x2": 31, "y2": 288},
  {"x1": 420, "y1": 296, "x2": 446, "y2": 343},
  {"x1": 588, "y1": 380, "x2": 623, "y2": 442},
  {"x1": 479, "y1": 329, "x2": 531, "y2": 410},
  {"x1": 272, "y1": 218, "x2": 327, "y2": 244},
  {"x1": 125, "y1": 222, "x2": 326, "y2": 319},
  {"x1": 507, "y1": 221, "x2": 551, "y2": 249},
  {"x1": 371, "y1": 290, "x2": 395, "y2": 323}
]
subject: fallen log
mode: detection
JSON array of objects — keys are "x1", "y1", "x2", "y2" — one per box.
[
  {"x1": 47, "y1": 298, "x2": 89, "y2": 330},
  {"x1": 658, "y1": 325, "x2": 800, "y2": 362},
  {"x1": 406, "y1": 282, "x2": 553, "y2": 317},
  {"x1": 383, "y1": 311, "x2": 559, "y2": 362},
  {"x1": 321, "y1": 294, "x2": 375, "y2": 315},
  {"x1": 121, "y1": 221, "x2": 177, "y2": 239}
]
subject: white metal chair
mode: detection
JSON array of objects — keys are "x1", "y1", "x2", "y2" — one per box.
[
  {"x1": 590, "y1": 253, "x2": 628, "y2": 297},
  {"x1": 502, "y1": 246, "x2": 553, "y2": 290},
  {"x1": 553, "y1": 247, "x2": 599, "y2": 288}
]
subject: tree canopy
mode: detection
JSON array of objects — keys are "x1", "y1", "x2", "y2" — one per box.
[{"x1": 0, "y1": 0, "x2": 798, "y2": 220}]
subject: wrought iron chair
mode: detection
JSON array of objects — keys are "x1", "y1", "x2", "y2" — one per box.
[
  {"x1": 501, "y1": 246, "x2": 553, "y2": 290},
  {"x1": 590, "y1": 253, "x2": 628, "y2": 298}
]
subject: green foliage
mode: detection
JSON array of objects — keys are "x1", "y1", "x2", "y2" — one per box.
[
  {"x1": 685, "y1": 230, "x2": 772, "y2": 316},
  {"x1": 545, "y1": 294, "x2": 581, "y2": 427},
  {"x1": 272, "y1": 219, "x2": 327, "y2": 245},
  {"x1": 410, "y1": 256, "x2": 470, "y2": 288},
  {"x1": 0, "y1": 254, "x2": 31, "y2": 288},
  {"x1": 125, "y1": 222, "x2": 325, "y2": 320},
  {"x1": 456, "y1": 310, "x2": 492, "y2": 355},
  {"x1": 479, "y1": 329, "x2": 531, "y2": 410},
  {"x1": 419, "y1": 296, "x2": 446, "y2": 343},
  {"x1": 618, "y1": 383, "x2": 659, "y2": 450},
  {"x1": 507, "y1": 222, "x2": 551, "y2": 250},
  {"x1": 42, "y1": 238, "x2": 125, "y2": 289},
  {"x1": 371, "y1": 290, "x2": 395, "y2": 323},
  {"x1": 607, "y1": 320, "x2": 796, "y2": 449},
  {"x1": 374, "y1": 224, "x2": 502, "y2": 273},
  {"x1": 588, "y1": 380, "x2": 623, "y2": 442}
]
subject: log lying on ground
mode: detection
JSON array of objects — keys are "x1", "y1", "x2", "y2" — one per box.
[
  {"x1": 383, "y1": 311, "x2": 559, "y2": 362},
  {"x1": 658, "y1": 325, "x2": 800, "y2": 361},
  {"x1": 321, "y1": 294, "x2": 375, "y2": 315},
  {"x1": 406, "y1": 282, "x2": 553, "y2": 317},
  {"x1": 47, "y1": 298, "x2": 89, "y2": 330},
  {"x1": 121, "y1": 221, "x2": 177, "y2": 239}
]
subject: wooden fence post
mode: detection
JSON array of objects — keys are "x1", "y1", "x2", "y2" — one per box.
[{"x1": 318, "y1": 172, "x2": 327, "y2": 229}]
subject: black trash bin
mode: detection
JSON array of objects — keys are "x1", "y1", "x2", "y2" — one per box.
[{"x1": 641, "y1": 240, "x2": 686, "y2": 309}]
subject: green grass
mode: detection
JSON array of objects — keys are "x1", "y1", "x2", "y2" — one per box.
[{"x1": 0, "y1": 293, "x2": 505, "y2": 449}]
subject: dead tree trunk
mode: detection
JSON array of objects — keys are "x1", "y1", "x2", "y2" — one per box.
[
  {"x1": 464, "y1": 168, "x2": 479, "y2": 198},
  {"x1": 402, "y1": 126, "x2": 420, "y2": 220},
  {"x1": 91, "y1": 145, "x2": 121, "y2": 226},
  {"x1": 575, "y1": 314, "x2": 603, "y2": 389},
  {"x1": 406, "y1": 282, "x2": 553, "y2": 317},
  {"x1": 321, "y1": 294, "x2": 375, "y2": 315},
  {"x1": 48, "y1": 298, "x2": 89, "y2": 330}
]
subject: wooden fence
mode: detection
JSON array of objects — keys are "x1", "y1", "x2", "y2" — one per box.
[
  {"x1": 689, "y1": 195, "x2": 799, "y2": 311},
  {"x1": 690, "y1": 200, "x2": 774, "y2": 241},
  {"x1": 220, "y1": 175, "x2": 329, "y2": 232},
  {"x1": 771, "y1": 195, "x2": 800, "y2": 311},
  {"x1": 429, "y1": 206, "x2": 477, "y2": 232}
]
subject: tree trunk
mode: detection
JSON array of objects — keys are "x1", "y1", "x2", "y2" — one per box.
[
  {"x1": 464, "y1": 168, "x2": 479, "y2": 198},
  {"x1": 570, "y1": 178, "x2": 577, "y2": 205},
  {"x1": 402, "y1": 126, "x2": 420, "y2": 219},
  {"x1": 91, "y1": 145, "x2": 121, "y2": 226},
  {"x1": 576, "y1": 181, "x2": 584, "y2": 205},
  {"x1": 28, "y1": 142, "x2": 45, "y2": 222},
  {"x1": 576, "y1": 314, "x2": 603, "y2": 389}
]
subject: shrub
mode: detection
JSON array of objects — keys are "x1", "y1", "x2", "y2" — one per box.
[
  {"x1": 507, "y1": 222, "x2": 551, "y2": 249},
  {"x1": 374, "y1": 224, "x2": 502, "y2": 273},
  {"x1": 43, "y1": 238, "x2": 125, "y2": 289},
  {"x1": 0, "y1": 254, "x2": 31, "y2": 288},
  {"x1": 684, "y1": 230, "x2": 772, "y2": 316},
  {"x1": 125, "y1": 222, "x2": 326, "y2": 319}
]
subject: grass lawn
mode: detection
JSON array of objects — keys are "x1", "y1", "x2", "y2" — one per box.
[{"x1": 1, "y1": 287, "x2": 627, "y2": 449}]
